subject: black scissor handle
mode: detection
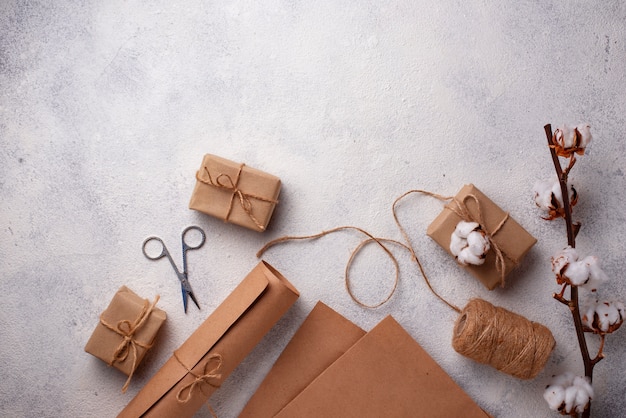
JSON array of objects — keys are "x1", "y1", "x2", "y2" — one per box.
[
  {"x1": 142, "y1": 236, "x2": 169, "y2": 260},
  {"x1": 181, "y1": 225, "x2": 206, "y2": 251}
]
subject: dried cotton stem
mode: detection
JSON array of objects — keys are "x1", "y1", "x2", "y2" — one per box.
[{"x1": 544, "y1": 124, "x2": 599, "y2": 418}]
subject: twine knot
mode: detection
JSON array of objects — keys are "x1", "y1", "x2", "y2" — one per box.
[
  {"x1": 196, "y1": 165, "x2": 278, "y2": 231},
  {"x1": 174, "y1": 352, "x2": 222, "y2": 418},
  {"x1": 446, "y1": 194, "x2": 511, "y2": 287},
  {"x1": 99, "y1": 296, "x2": 159, "y2": 392}
]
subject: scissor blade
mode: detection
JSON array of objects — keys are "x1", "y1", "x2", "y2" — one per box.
[
  {"x1": 188, "y1": 290, "x2": 200, "y2": 310},
  {"x1": 181, "y1": 284, "x2": 188, "y2": 313}
]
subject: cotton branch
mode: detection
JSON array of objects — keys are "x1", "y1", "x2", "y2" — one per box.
[{"x1": 544, "y1": 124, "x2": 598, "y2": 418}]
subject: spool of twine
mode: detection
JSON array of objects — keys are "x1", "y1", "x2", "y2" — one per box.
[{"x1": 452, "y1": 298, "x2": 555, "y2": 379}]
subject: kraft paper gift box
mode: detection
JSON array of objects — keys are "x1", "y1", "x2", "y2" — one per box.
[
  {"x1": 240, "y1": 301, "x2": 490, "y2": 418},
  {"x1": 117, "y1": 261, "x2": 299, "y2": 418},
  {"x1": 427, "y1": 184, "x2": 536, "y2": 290},
  {"x1": 189, "y1": 154, "x2": 281, "y2": 232},
  {"x1": 84, "y1": 286, "x2": 166, "y2": 391}
]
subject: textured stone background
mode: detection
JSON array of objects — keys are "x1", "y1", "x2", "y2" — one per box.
[{"x1": 1, "y1": 1, "x2": 625, "y2": 417}]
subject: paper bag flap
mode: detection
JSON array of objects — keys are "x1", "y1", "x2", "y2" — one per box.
[{"x1": 118, "y1": 270, "x2": 269, "y2": 417}]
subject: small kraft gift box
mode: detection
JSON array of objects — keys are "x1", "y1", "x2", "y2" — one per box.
[
  {"x1": 189, "y1": 154, "x2": 281, "y2": 232},
  {"x1": 84, "y1": 286, "x2": 166, "y2": 392},
  {"x1": 427, "y1": 184, "x2": 537, "y2": 290}
]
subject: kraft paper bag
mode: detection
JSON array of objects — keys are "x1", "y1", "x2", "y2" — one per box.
[
  {"x1": 239, "y1": 301, "x2": 366, "y2": 417},
  {"x1": 117, "y1": 261, "x2": 299, "y2": 418},
  {"x1": 427, "y1": 183, "x2": 536, "y2": 289},
  {"x1": 189, "y1": 154, "x2": 281, "y2": 232}
]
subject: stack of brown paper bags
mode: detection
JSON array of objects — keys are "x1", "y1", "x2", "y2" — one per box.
[{"x1": 240, "y1": 302, "x2": 491, "y2": 418}]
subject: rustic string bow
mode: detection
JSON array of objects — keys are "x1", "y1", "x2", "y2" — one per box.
[
  {"x1": 99, "y1": 295, "x2": 160, "y2": 392},
  {"x1": 174, "y1": 352, "x2": 223, "y2": 418},
  {"x1": 196, "y1": 165, "x2": 278, "y2": 231}
]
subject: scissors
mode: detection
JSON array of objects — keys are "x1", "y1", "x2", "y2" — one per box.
[{"x1": 142, "y1": 226, "x2": 206, "y2": 313}]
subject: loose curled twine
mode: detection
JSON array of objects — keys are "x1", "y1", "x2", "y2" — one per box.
[
  {"x1": 99, "y1": 295, "x2": 160, "y2": 393},
  {"x1": 452, "y1": 299, "x2": 555, "y2": 379},
  {"x1": 174, "y1": 352, "x2": 223, "y2": 418},
  {"x1": 256, "y1": 189, "x2": 463, "y2": 312},
  {"x1": 445, "y1": 194, "x2": 510, "y2": 287},
  {"x1": 258, "y1": 226, "x2": 401, "y2": 309},
  {"x1": 196, "y1": 165, "x2": 278, "y2": 231}
]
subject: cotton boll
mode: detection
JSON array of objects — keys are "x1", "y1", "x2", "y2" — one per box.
[
  {"x1": 533, "y1": 180, "x2": 553, "y2": 210},
  {"x1": 563, "y1": 385, "x2": 579, "y2": 414},
  {"x1": 576, "y1": 124, "x2": 592, "y2": 149},
  {"x1": 533, "y1": 179, "x2": 577, "y2": 219},
  {"x1": 555, "y1": 125, "x2": 576, "y2": 149},
  {"x1": 581, "y1": 256, "x2": 608, "y2": 291},
  {"x1": 572, "y1": 376, "x2": 593, "y2": 413},
  {"x1": 595, "y1": 302, "x2": 613, "y2": 332},
  {"x1": 457, "y1": 247, "x2": 485, "y2": 266},
  {"x1": 563, "y1": 261, "x2": 590, "y2": 286},
  {"x1": 450, "y1": 221, "x2": 489, "y2": 266},
  {"x1": 450, "y1": 233, "x2": 465, "y2": 256},
  {"x1": 552, "y1": 180, "x2": 578, "y2": 207},
  {"x1": 582, "y1": 299, "x2": 625, "y2": 333},
  {"x1": 466, "y1": 230, "x2": 490, "y2": 256},
  {"x1": 543, "y1": 385, "x2": 566, "y2": 411},
  {"x1": 551, "y1": 246, "x2": 579, "y2": 279},
  {"x1": 553, "y1": 123, "x2": 592, "y2": 157},
  {"x1": 455, "y1": 221, "x2": 480, "y2": 238},
  {"x1": 544, "y1": 373, "x2": 592, "y2": 414}
]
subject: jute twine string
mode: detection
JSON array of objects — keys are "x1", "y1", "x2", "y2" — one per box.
[
  {"x1": 196, "y1": 165, "x2": 278, "y2": 231},
  {"x1": 173, "y1": 352, "x2": 222, "y2": 418},
  {"x1": 452, "y1": 299, "x2": 555, "y2": 380},
  {"x1": 257, "y1": 226, "x2": 403, "y2": 308},
  {"x1": 258, "y1": 188, "x2": 555, "y2": 378},
  {"x1": 99, "y1": 295, "x2": 160, "y2": 393},
  {"x1": 445, "y1": 194, "x2": 511, "y2": 287}
]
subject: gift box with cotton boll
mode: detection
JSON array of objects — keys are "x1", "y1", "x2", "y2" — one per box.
[{"x1": 427, "y1": 184, "x2": 537, "y2": 290}]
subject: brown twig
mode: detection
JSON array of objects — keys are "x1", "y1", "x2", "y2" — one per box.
[{"x1": 544, "y1": 124, "x2": 598, "y2": 418}]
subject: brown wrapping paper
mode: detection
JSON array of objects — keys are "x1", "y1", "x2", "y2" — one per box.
[
  {"x1": 189, "y1": 154, "x2": 281, "y2": 232},
  {"x1": 427, "y1": 184, "x2": 536, "y2": 289},
  {"x1": 242, "y1": 302, "x2": 490, "y2": 418},
  {"x1": 85, "y1": 286, "x2": 166, "y2": 377},
  {"x1": 239, "y1": 302, "x2": 366, "y2": 417},
  {"x1": 117, "y1": 261, "x2": 299, "y2": 418}
]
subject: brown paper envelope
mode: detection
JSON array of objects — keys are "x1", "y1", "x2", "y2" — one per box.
[
  {"x1": 117, "y1": 261, "x2": 299, "y2": 418},
  {"x1": 275, "y1": 315, "x2": 490, "y2": 418},
  {"x1": 239, "y1": 301, "x2": 366, "y2": 417},
  {"x1": 189, "y1": 154, "x2": 281, "y2": 231},
  {"x1": 427, "y1": 184, "x2": 537, "y2": 289}
]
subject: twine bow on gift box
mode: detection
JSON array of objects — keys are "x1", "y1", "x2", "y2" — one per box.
[
  {"x1": 99, "y1": 296, "x2": 160, "y2": 392},
  {"x1": 196, "y1": 165, "x2": 278, "y2": 231},
  {"x1": 445, "y1": 193, "x2": 511, "y2": 287},
  {"x1": 174, "y1": 352, "x2": 223, "y2": 418}
]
